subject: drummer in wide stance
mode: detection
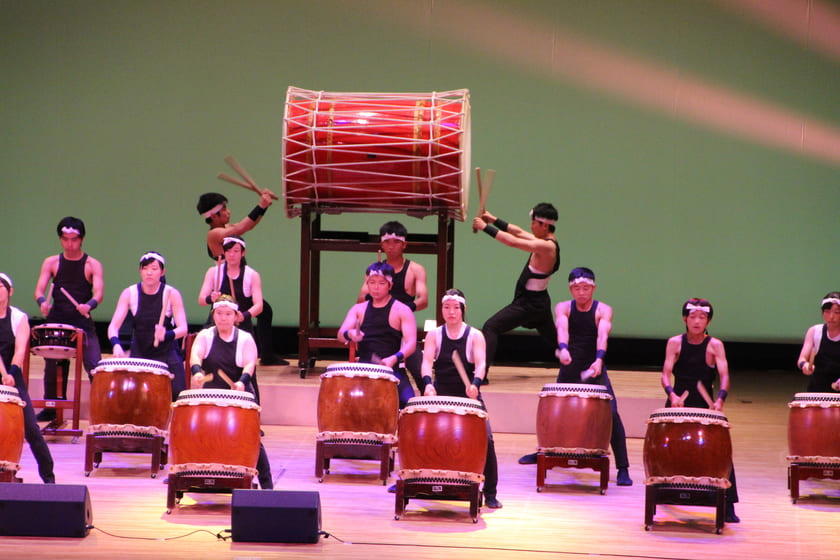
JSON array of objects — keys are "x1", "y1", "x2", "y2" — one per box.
[
  {"x1": 421, "y1": 289, "x2": 502, "y2": 509},
  {"x1": 33, "y1": 216, "x2": 103, "y2": 423},
  {"x1": 106, "y1": 251, "x2": 188, "y2": 399},
  {"x1": 0, "y1": 272, "x2": 55, "y2": 483},
  {"x1": 189, "y1": 295, "x2": 274, "y2": 489},
  {"x1": 518, "y1": 267, "x2": 632, "y2": 487},
  {"x1": 338, "y1": 261, "x2": 416, "y2": 408},
  {"x1": 795, "y1": 292, "x2": 840, "y2": 393},
  {"x1": 661, "y1": 298, "x2": 739, "y2": 523}
]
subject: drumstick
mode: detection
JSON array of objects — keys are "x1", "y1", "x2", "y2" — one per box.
[
  {"x1": 217, "y1": 369, "x2": 236, "y2": 389},
  {"x1": 480, "y1": 169, "x2": 495, "y2": 216},
  {"x1": 696, "y1": 381, "x2": 715, "y2": 408},
  {"x1": 450, "y1": 351, "x2": 472, "y2": 392},
  {"x1": 678, "y1": 390, "x2": 689, "y2": 406},
  {"x1": 215, "y1": 256, "x2": 223, "y2": 293},
  {"x1": 370, "y1": 353, "x2": 383, "y2": 365},
  {"x1": 153, "y1": 288, "x2": 170, "y2": 348},
  {"x1": 223, "y1": 155, "x2": 279, "y2": 200},
  {"x1": 0, "y1": 356, "x2": 9, "y2": 380},
  {"x1": 59, "y1": 287, "x2": 89, "y2": 318},
  {"x1": 472, "y1": 167, "x2": 484, "y2": 234},
  {"x1": 218, "y1": 172, "x2": 259, "y2": 193}
]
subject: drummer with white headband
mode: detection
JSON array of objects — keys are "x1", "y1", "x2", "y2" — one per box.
[
  {"x1": 796, "y1": 292, "x2": 840, "y2": 392},
  {"x1": 420, "y1": 288, "x2": 502, "y2": 509},
  {"x1": 106, "y1": 251, "x2": 189, "y2": 399},
  {"x1": 189, "y1": 294, "x2": 274, "y2": 489}
]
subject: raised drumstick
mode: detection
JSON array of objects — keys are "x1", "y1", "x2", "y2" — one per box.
[
  {"x1": 60, "y1": 286, "x2": 89, "y2": 318},
  {"x1": 451, "y1": 350, "x2": 472, "y2": 392},
  {"x1": 218, "y1": 172, "x2": 261, "y2": 194},
  {"x1": 223, "y1": 155, "x2": 279, "y2": 200},
  {"x1": 480, "y1": 169, "x2": 495, "y2": 216},
  {"x1": 215, "y1": 256, "x2": 223, "y2": 293},
  {"x1": 472, "y1": 167, "x2": 484, "y2": 233},
  {"x1": 153, "y1": 288, "x2": 170, "y2": 348}
]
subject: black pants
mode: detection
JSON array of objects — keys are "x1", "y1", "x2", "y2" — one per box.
[
  {"x1": 482, "y1": 292, "x2": 556, "y2": 378},
  {"x1": 10, "y1": 367, "x2": 55, "y2": 483}
]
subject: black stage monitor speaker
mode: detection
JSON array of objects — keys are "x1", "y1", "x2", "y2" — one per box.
[
  {"x1": 231, "y1": 489, "x2": 321, "y2": 543},
  {"x1": 0, "y1": 483, "x2": 92, "y2": 538}
]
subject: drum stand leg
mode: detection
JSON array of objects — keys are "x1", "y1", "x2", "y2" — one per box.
[
  {"x1": 537, "y1": 452, "x2": 610, "y2": 494},
  {"x1": 644, "y1": 484, "x2": 726, "y2": 534}
]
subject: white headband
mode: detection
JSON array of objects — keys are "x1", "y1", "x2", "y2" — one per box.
[
  {"x1": 223, "y1": 236, "x2": 246, "y2": 250},
  {"x1": 0, "y1": 273, "x2": 12, "y2": 289},
  {"x1": 367, "y1": 270, "x2": 393, "y2": 283},
  {"x1": 569, "y1": 277, "x2": 595, "y2": 286},
  {"x1": 822, "y1": 297, "x2": 840, "y2": 308},
  {"x1": 381, "y1": 233, "x2": 406, "y2": 242},
  {"x1": 61, "y1": 226, "x2": 81, "y2": 236},
  {"x1": 139, "y1": 252, "x2": 165, "y2": 266},
  {"x1": 529, "y1": 209, "x2": 557, "y2": 226},
  {"x1": 213, "y1": 299, "x2": 239, "y2": 311},
  {"x1": 201, "y1": 203, "x2": 225, "y2": 218},
  {"x1": 442, "y1": 294, "x2": 466, "y2": 305},
  {"x1": 685, "y1": 304, "x2": 711, "y2": 315}
]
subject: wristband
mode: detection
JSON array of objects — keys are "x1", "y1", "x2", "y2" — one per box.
[
  {"x1": 423, "y1": 375, "x2": 433, "y2": 386},
  {"x1": 798, "y1": 360, "x2": 806, "y2": 370},
  {"x1": 164, "y1": 330, "x2": 175, "y2": 342},
  {"x1": 248, "y1": 205, "x2": 267, "y2": 221},
  {"x1": 342, "y1": 330, "x2": 351, "y2": 342},
  {"x1": 8, "y1": 364, "x2": 21, "y2": 378},
  {"x1": 109, "y1": 336, "x2": 122, "y2": 348},
  {"x1": 395, "y1": 351, "x2": 405, "y2": 362},
  {"x1": 494, "y1": 218, "x2": 509, "y2": 232},
  {"x1": 37, "y1": 296, "x2": 47, "y2": 305},
  {"x1": 664, "y1": 385, "x2": 674, "y2": 396},
  {"x1": 595, "y1": 349, "x2": 606, "y2": 360},
  {"x1": 190, "y1": 364, "x2": 203, "y2": 375},
  {"x1": 557, "y1": 342, "x2": 569, "y2": 352},
  {"x1": 241, "y1": 310, "x2": 251, "y2": 322},
  {"x1": 239, "y1": 372, "x2": 252, "y2": 387},
  {"x1": 205, "y1": 294, "x2": 214, "y2": 305},
  {"x1": 471, "y1": 377, "x2": 483, "y2": 388},
  {"x1": 86, "y1": 298, "x2": 98, "y2": 310},
  {"x1": 484, "y1": 224, "x2": 499, "y2": 238},
  {"x1": 407, "y1": 301, "x2": 417, "y2": 312},
  {"x1": 717, "y1": 389, "x2": 728, "y2": 402}
]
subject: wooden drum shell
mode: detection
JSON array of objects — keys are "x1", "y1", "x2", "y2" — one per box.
[
  {"x1": 787, "y1": 393, "x2": 840, "y2": 461},
  {"x1": 89, "y1": 358, "x2": 173, "y2": 431},
  {"x1": 643, "y1": 408, "x2": 732, "y2": 485},
  {"x1": 169, "y1": 390, "x2": 261, "y2": 471},
  {"x1": 0, "y1": 387, "x2": 25, "y2": 469},
  {"x1": 397, "y1": 396, "x2": 487, "y2": 477},
  {"x1": 317, "y1": 363, "x2": 399, "y2": 437},
  {"x1": 536, "y1": 383, "x2": 613, "y2": 453}
]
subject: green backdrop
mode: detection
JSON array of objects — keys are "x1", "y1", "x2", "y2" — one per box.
[{"x1": 2, "y1": 1, "x2": 838, "y2": 344}]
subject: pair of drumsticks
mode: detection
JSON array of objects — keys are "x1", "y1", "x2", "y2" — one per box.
[
  {"x1": 195, "y1": 369, "x2": 237, "y2": 388},
  {"x1": 473, "y1": 167, "x2": 496, "y2": 233},
  {"x1": 217, "y1": 155, "x2": 279, "y2": 201}
]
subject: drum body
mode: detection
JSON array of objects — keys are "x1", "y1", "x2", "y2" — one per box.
[
  {"x1": 787, "y1": 392, "x2": 840, "y2": 461},
  {"x1": 398, "y1": 396, "x2": 487, "y2": 481},
  {"x1": 317, "y1": 362, "x2": 399, "y2": 442},
  {"x1": 89, "y1": 358, "x2": 173, "y2": 433},
  {"x1": 0, "y1": 386, "x2": 25, "y2": 473},
  {"x1": 643, "y1": 407, "x2": 732, "y2": 487},
  {"x1": 283, "y1": 87, "x2": 471, "y2": 220},
  {"x1": 169, "y1": 389, "x2": 261, "y2": 473},
  {"x1": 30, "y1": 323, "x2": 80, "y2": 359},
  {"x1": 536, "y1": 383, "x2": 613, "y2": 454}
]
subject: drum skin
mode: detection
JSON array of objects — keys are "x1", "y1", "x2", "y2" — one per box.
[
  {"x1": 0, "y1": 387, "x2": 25, "y2": 467},
  {"x1": 643, "y1": 408, "x2": 732, "y2": 481},
  {"x1": 397, "y1": 397, "x2": 487, "y2": 475},
  {"x1": 536, "y1": 384, "x2": 612, "y2": 451},
  {"x1": 30, "y1": 323, "x2": 79, "y2": 359},
  {"x1": 283, "y1": 87, "x2": 470, "y2": 219},
  {"x1": 788, "y1": 393, "x2": 840, "y2": 459},
  {"x1": 89, "y1": 360, "x2": 172, "y2": 430},
  {"x1": 169, "y1": 392, "x2": 261, "y2": 470},
  {"x1": 317, "y1": 366, "x2": 399, "y2": 436}
]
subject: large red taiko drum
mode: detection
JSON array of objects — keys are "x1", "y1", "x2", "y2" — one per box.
[
  {"x1": 0, "y1": 386, "x2": 25, "y2": 479},
  {"x1": 397, "y1": 396, "x2": 487, "y2": 483},
  {"x1": 536, "y1": 383, "x2": 613, "y2": 455},
  {"x1": 643, "y1": 407, "x2": 732, "y2": 488},
  {"x1": 283, "y1": 87, "x2": 471, "y2": 220},
  {"x1": 787, "y1": 392, "x2": 840, "y2": 462}
]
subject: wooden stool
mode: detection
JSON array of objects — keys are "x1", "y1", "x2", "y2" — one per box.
[
  {"x1": 84, "y1": 432, "x2": 168, "y2": 478},
  {"x1": 166, "y1": 471, "x2": 255, "y2": 513},
  {"x1": 788, "y1": 462, "x2": 840, "y2": 503},
  {"x1": 394, "y1": 478, "x2": 483, "y2": 523},
  {"x1": 644, "y1": 484, "x2": 726, "y2": 534},
  {"x1": 315, "y1": 440, "x2": 394, "y2": 484},
  {"x1": 537, "y1": 452, "x2": 610, "y2": 494}
]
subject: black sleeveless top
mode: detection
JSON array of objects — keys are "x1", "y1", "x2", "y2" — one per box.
[
  {"x1": 201, "y1": 329, "x2": 245, "y2": 389},
  {"x1": 670, "y1": 334, "x2": 716, "y2": 409},
  {"x1": 219, "y1": 264, "x2": 255, "y2": 333},
  {"x1": 388, "y1": 259, "x2": 412, "y2": 307},
  {"x1": 357, "y1": 298, "x2": 401, "y2": 364},
  {"x1": 434, "y1": 325, "x2": 476, "y2": 398},
  {"x1": 558, "y1": 301, "x2": 599, "y2": 383},
  {"x1": 49, "y1": 254, "x2": 94, "y2": 329},
  {"x1": 129, "y1": 284, "x2": 174, "y2": 362},
  {"x1": 810, "y1": 325, "x2": 840, "y2": 392},
  {"x1": 514, "y1": 239, "x2": 560, "y2": 300},
  {"x1": 0, "y1": 311, "x2": 15, "y2": 369}
]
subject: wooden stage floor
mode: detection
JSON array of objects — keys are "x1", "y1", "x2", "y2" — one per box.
[{"x1": 2, "y1": 358, "x2": 839, "y2": 559}]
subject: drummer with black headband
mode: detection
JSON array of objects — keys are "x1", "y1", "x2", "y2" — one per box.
[
  {"x1": 106, "y1": 251, "x2": 189, "y2": 399},
  {"x1": 189, "y1": 295, "x2": 274, "y2": 489},
  {"x1": 33, "y1": 216, "x2": 104, "y2": 423}
]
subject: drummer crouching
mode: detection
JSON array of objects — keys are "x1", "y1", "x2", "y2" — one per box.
[
  {"x1": 420, "y1": 289, "x2": 502, "y2": 509},
  {"x1": 189, "y1": 296, "x2": 274, "y2": 490}
]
